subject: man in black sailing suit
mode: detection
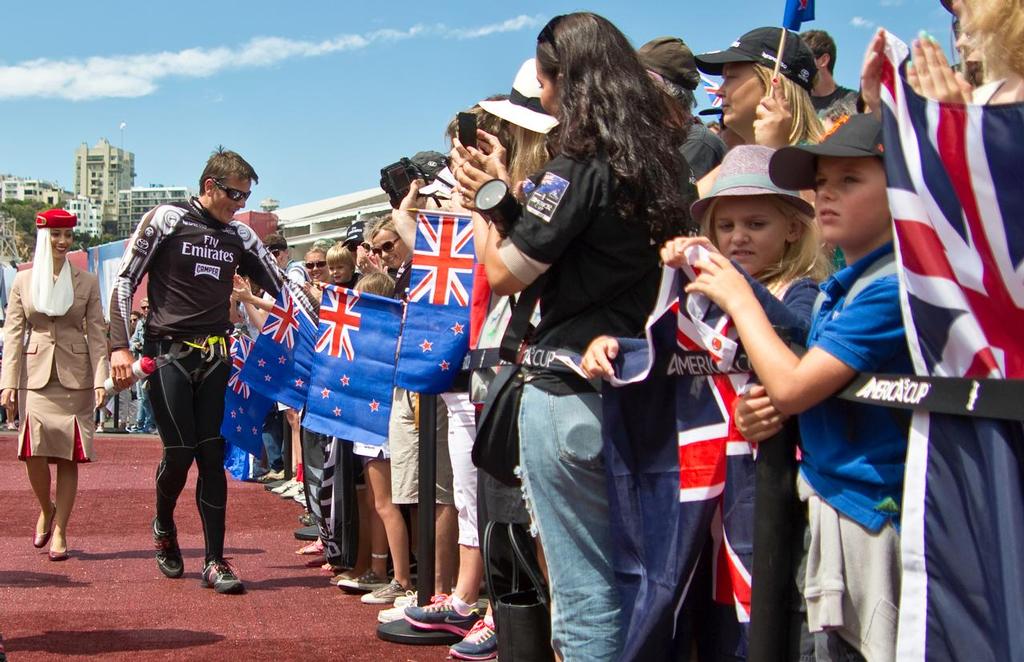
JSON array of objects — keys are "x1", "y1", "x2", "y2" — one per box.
[{"x1": 109, "y1": 148, "x2": 312, "y2": 594}]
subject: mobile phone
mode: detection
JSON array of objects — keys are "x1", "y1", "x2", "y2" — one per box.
[{"x1": 457, "y1": 112, "x2": 478, "y2": 149}]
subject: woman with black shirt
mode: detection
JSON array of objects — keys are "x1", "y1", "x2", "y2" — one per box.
[{"x1": 453, "y1": 13, "x2": 693, "y2": 660}]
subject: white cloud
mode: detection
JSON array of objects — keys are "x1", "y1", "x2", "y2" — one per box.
[
  {"x1": 851, "y1": 16, "x2": 877, "y2": 29},
  {"x1": 0, "y1": 15, "x2": 542, "y2": 101}
]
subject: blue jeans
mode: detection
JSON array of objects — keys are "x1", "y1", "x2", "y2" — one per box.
[
  {"x1": 135, "y1": 382, "x2": 155, "y2": 430},
  {"x1": 262, "y1": 409, "x2": 284, "y2": 472},
  {"x1": 517, "y1": 383, "x2": 622, "y2": 661}
]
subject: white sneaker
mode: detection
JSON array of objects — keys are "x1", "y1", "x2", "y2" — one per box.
[
  {"x1": 292, "y1": 491, "x2": 306, "y2": 504},
  {"x1": 271, "y1": 479, "x2": 299, "y2": 495},
  {"x1": 377, "y1": 591, "x2": 417, "y2": 623},
  {"x1": 280, "y1": 483, "x2": 303, "y2": 499},
  {"x1": 361, "y1": 579, "x2": 412, "y2": 605}
]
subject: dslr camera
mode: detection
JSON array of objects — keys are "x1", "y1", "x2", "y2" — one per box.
[{"x1": 379, "y1": 152, "x2": 449, "y2": 208}]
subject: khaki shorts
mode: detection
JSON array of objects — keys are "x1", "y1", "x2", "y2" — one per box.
[{"x1": 389, "y1": 387, "x2": 454, "y2": 505}]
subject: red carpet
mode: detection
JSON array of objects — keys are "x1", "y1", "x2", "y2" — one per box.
[{"x1": 0, "y1": 433, "x2": 450, "y2": 661}]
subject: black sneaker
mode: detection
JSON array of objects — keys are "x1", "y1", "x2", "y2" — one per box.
[
  {"x1": 202, "y1": 558, "x2": 245, "y2": 594},
  {"x1": 153, "y1": 518, "x2": 184, "y2": 579}
]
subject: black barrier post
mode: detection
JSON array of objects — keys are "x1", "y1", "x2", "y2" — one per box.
[
  {"x1": 282, "y1": 413, "x2": 293, "y2": 482},
  {"x1": 112, "y1": 390, "x2": 122, "y2": 432},
  {"x1": 377, "y1": 392, "x2": 461, "y2": 646},
  {"x1": 748, "y1": 419, "x2": 801, "y2": 662},
  {"x1": 415, "y1": 393, "x2": 437, "y2": 607}
]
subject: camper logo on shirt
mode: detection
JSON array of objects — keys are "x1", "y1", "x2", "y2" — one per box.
[
  {"x1": 526, "y1": 172, "x2": 570, "y2": 223},
  {"x1": 195, "y1": 263, "x2": 221, "y2": 279}
]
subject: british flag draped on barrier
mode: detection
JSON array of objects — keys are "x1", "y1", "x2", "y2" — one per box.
[
  {"x1": 878, "y1": 33, "x2": 1024, "y2": 661},
  {"x1": 603, "y1": 248, "x2": 759, "y2": 661},
  {"x1": 394, "y1": 210, "x2": 474, "y2": 394}
]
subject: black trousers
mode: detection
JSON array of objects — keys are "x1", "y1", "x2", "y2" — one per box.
[{"x1": 146, "y1": 340, "x2": 230, "y2": 563}]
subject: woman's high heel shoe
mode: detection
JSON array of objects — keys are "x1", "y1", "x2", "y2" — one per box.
[
  {"x1": 33, "y1": 502, "x2": 56, "y2": 549},
  {"x1": 48, "y1": 547, "x2": 69, "y2": 562}
]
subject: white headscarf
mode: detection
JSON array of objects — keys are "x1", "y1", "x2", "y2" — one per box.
[{"x1": 30, "y1": 228, "x2": 74, "y2": 317}]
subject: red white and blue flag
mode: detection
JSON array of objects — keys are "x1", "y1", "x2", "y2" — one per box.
[
  {"x1": 239, "y1": 284, "x2": 318, "y2": 410},
  {"x1": 315, "y1": 287, "x2": 361, "y2": 360},
  {"x1": 303, "y1": 286, "x2": 403, "y2": 445},
  {"x1": 395, "y1": 211, "x2": 473, "y2": 394},
  {"x1": 221, "y1": 333, "x2": 274, "y2": 458},
  {"x1": 407, "y1": 210, "x2": 474, "y2": 307},
  {"x1": 701, "y1": 74, "x2": 723, "y2": 109},
  {"x1": 603, "y1": 251, "x2": 760, "y2": 660},
  {"x1": 878, "y1": 33, "x2": 1024, "y2": 661}
]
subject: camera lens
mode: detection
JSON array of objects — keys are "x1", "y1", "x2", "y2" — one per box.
[{"x1": 476, "y1": 179, "x2": 510, "y2": 211}]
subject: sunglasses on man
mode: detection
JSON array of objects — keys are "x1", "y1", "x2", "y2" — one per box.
[
  {"x1": 213, "y1": 179, "x2": 252, "y2": 203},
  {"x1": 362, "y1": 240, "x2": 397, "y2": 256},
  {"x1": 269, "y1": 247, "x2": 286, "y2": 257}
]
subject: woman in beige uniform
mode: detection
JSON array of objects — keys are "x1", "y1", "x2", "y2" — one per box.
[{"x1": 1, "y1": 209, "x2": 108, "y2": 561}]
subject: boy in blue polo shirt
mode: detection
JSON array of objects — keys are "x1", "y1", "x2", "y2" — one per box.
[{"x1": 685, "y1": 114, "x2": 910, "y2": 661}]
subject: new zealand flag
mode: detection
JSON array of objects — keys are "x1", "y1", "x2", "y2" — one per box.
[
  {"x1": 395, "y1": 210, "x2": 474, "y2": 394},
  {"x1": 878, "y1": 33, "x2": 1024, "y2": 662},
  {"x1": 783, "y1": 0, "x2": 814, "y2": 31},
  {"x1": 239, "y1": 285, "x2": 318, "y2": 410},
  {"x1": 221, "y1": 333, "x2": 274, "y2": 458},
  {"x1": 303, "y1": 285, "x2": 403, "y2": 445}
]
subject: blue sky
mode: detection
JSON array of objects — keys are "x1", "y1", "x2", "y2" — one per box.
[{"x1": 0, "y1": 0, "x2": 955, "y2": 209}]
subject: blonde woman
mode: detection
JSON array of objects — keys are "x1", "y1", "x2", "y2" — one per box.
[
  {"x1": 691, "y1": 27, "x2": 824, "y2": 196},
  {"x1": 1, "y1": 210, "x2": 107, "y2": 561}
]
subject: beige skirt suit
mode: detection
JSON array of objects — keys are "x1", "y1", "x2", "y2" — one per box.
[{"x1": 1, "y1": 266, "x2": 109, "y2": 461}]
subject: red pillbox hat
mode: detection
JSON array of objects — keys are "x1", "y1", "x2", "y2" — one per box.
[{"x1": 35, "y1": 209, "x2": 77, "y2": 229}]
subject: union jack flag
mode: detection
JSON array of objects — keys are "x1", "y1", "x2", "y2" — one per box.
[
  {"x1": 227, "y1": 334, "x2": 254, "y2": 398},
  {"x1": 408, "y1": 211, "x2": 474, "y2": 306},
  {"x1": 878, "y1": 33, "x2": 1024, "y2": 661},
  {"x1": 701, "y1": 74, "x2": 723, "y2": 109},
  {"x1": 315, "y1": 287, "x2": 361, "y2": 360},
  {"x1": 674, "y1": 250, "x2": 754, "y2": 622},
  {"x1": 603, "y1": 258, "x2": 759, "y2": 660},
  {"x1": 262, "y1": 288, "x2": 301, "y2": 349}
]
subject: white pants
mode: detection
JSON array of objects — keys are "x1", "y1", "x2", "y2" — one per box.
[{"x1": 442, "y1": 392, "x2": 479, "y2": 548}]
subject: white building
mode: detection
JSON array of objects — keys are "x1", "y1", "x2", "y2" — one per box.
[
  {"x1": 274, "y1": 187, "x2": 391, "y2": 257},
  {"x1": 117, "y1": 185, "x2": 190, "y2": 237},
  {"x1": 73, "y1": 138, "x2": 135, "y2": 231},
  {"x1": 64, "y1": 195, "x2": 104, "y2": 237},
  {"x1": 1, "y1": 177, "x2": 64, "y2": 206}
]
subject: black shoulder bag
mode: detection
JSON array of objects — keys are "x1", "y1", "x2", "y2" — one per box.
[{"x1": 471, "y1": 276, "x2": 545, "y2": 486}]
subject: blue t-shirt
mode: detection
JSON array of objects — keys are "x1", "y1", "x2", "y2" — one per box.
[{"x1": 798, "y1": 242, "x2": 913, "y2": 532}]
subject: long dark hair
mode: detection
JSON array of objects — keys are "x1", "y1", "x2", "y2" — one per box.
[{"x1": 537, "y1": 13, "x2": 693, "y2": 241}]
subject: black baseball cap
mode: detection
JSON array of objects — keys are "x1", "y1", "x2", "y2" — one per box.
[
  {"x1": 638, "y1": 37, "x2": 701, "y2": 90},
  {"x1": 343, "y1": 219, "x2": 366, "y2": 247},
  {"x1": 695, "y1": 27, "x2": 817, "y2": 92},
  {"x1": 769, "y1": 114, "x2": 885, "y2": 190},
  {"x1": 410, "y1": 151, "x2": 448, "y2": 182}
]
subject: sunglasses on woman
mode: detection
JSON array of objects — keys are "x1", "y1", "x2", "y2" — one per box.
[
  {"x1": 213, "y1": 179, "x2": 251, "y2": 202},
  {"x1": 305, "y1": 260, "x2": 327, "y2": 269},
  {"x1": 363, "y1": 240, "x2": 397, "y2": 256}
]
